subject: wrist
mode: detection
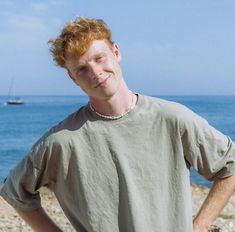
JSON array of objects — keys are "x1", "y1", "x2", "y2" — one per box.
[{"x1": 193, "y1": 219, "x2": 210, "y2": 232}]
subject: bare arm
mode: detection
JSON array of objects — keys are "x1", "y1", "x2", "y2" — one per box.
[
  {"x1": 193, "y1": 174, "x2": 235, "y2": 232},
  {"x1": 15, "y1": 207, "x2": 62, "y2": 232}
]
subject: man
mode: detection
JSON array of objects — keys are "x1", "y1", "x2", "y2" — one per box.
[{"x1": 1, "y1": 17, "x2": 235, "y2": 232}]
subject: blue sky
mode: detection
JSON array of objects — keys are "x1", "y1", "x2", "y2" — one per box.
[{"x1": 0, "y1": 0, "x2": 234, "y2": 96}]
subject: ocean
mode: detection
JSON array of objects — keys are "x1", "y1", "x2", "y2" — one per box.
[{"x1": 0, "y1": 95, "x2": 235, "y2": 187}]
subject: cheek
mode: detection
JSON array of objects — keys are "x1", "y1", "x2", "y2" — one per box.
[
  {"x1": 75, "y1": 76, "x2": 91, "y2": 89},
  {"x1": 74, "y1": 79, "x2": 89, "y2": 94},
  {"x1": 104, "y1": 60, "x2": 119, "y2": 72},
  {"x1": 71, "y1": 76, "x2": 81, "y2": 86}
]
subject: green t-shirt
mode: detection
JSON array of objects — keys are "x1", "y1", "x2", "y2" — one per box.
[{"x1": 1, "y1": 95, "x2": 235, "y2": 232}]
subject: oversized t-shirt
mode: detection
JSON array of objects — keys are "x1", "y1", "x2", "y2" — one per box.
[{"x1": 1, "y1": 95, "x2": 235, "y2": 232}]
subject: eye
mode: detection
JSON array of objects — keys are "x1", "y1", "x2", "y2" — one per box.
[
  {"x1": 95, "y1": 56, "x2": 104, "y2": 63},
  {"x1": 77, "y1": 66, "x2": 87, "y2": 74}
]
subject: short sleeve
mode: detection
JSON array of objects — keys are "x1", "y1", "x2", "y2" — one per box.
[
  {"x1": 180, "y1": 106, "x2": 235, "y2": 181},
  {"x1": 0, "y1": 138, "x2": 53, "y2": 211}
]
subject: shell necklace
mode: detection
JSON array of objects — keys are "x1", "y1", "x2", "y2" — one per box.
[{"x1": 89, "y1": 93, "x2": 135, "y2": 120}]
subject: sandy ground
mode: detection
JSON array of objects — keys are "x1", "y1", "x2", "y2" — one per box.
[{"x1": 0, "y1": 185, "x2": 235, "y2": 232}]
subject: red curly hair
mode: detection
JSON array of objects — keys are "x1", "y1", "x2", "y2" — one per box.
[{"x1": 49, "y1": 17, "x2": 113, "y2": 67}]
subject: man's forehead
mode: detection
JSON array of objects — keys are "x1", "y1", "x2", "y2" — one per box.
[
  {"x1": 70, "y1": 41, "x2": 112, "y2": 62},
  {"x1": 86, "y1": 40, "x2": 113, "y2": 53}
]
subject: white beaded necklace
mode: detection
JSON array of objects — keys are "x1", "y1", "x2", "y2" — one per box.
[{"x1": 89, "y1": 94, "x2": 135, "y2": 120}]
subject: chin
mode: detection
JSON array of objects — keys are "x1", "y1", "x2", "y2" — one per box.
[
  {"x1": 90, "y1": 80, "x2": 122, "y2": 100},
  {"x1": 92, "y1": 90, "x2": 117, "y2": 101}
]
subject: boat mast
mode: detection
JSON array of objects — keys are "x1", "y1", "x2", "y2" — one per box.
[{"x1": 7, "y1": 78, "x2": 15, "y2": 99}]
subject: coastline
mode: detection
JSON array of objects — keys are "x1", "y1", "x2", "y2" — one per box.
[{"x1": 0, "y1": 184, "x2": 234, "y2": 231}]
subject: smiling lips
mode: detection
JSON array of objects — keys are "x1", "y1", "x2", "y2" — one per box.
[{"x1": 94, "y1": 75, "x2": 111, "y2": 88}]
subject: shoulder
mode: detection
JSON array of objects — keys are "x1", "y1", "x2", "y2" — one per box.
[
  {"x1": 139, "y1": 95, "x2": 208, "y2": 132},
  {"x1": 139, "y1": 95, "x2": 194, "y2": 118},
  {"x1": 30, "y1": 105, "x2": 89, "y2": 155}
]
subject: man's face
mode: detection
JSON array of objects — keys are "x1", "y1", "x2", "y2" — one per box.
[{"x1": 66, "y1": 40, "x2": 123, "y2": 101}]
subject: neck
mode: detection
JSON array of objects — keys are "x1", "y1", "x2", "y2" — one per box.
[{"x1": 89, "y1": 83, "x2": 137, "y2": 117}]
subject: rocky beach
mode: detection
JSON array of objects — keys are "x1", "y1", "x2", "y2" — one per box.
[{"x1": 0, "y1": 184, "x2": 235, "y2": 232}]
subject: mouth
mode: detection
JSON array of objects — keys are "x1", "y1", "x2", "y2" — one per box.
[{"x1": 94, "y1": 75, "x2": 111, "y2": 88}]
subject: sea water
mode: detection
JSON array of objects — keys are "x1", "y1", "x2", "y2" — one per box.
[{"x1": 0, "y1": 95, "x2": 234, "y2": 187}]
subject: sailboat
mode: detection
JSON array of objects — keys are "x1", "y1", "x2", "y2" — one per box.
[
  {"x1": 5, "y1": 78, "x2": 24, "y2": 105},
  {"x1": 6, "y1": 97, "x2": 24, "y2": 105}
]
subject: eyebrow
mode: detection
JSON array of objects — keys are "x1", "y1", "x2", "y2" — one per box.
[
  {"x1": 74, "y1": 65, "x2": 86, "y2": 73},
  {"x1": 99, "y1": 52, "x2": 106, "y2": 56},
  {"x1": 93, "y1": 52, "x2": 106, "y2": 58}
]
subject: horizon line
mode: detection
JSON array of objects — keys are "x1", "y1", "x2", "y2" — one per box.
[{"x1": 0, "y1": 94, "x2": 235, "y2": 97}]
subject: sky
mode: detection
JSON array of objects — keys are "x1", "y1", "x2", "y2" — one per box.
[{"x1": 0, "y1": 0, "x2": 234, "y2": 96}]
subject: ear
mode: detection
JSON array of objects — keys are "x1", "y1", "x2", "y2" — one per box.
[
  {"x1": 112, "y1": 43, "x2": 122, "y2": 62},
  {"x1": 67, "y1": 69, "x2": 79, "y2": 86}
]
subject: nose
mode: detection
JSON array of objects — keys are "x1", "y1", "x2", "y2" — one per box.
[{"x1": 89, "y1": 64, "x2": 103, "y2": 80}]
